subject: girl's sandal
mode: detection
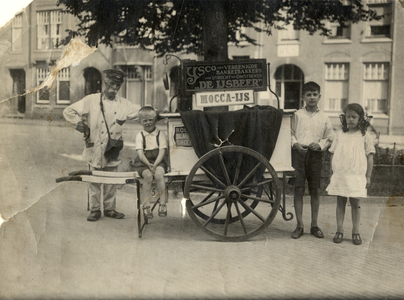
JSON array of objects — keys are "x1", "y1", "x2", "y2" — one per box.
[
  {"x1": 333, "y1": 232, "x2": 343, "y2": 244},
  {"x1": 158, "y1": 204, "x2": 167, "y2": 217},
  {"x1": 352, "y1": 233, "x2": 362, "y2": 245},
  {"x1": 143, "y1": 206, "x2": 153, "y2": 219}
]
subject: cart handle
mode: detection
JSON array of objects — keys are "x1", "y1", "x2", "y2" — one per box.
[
  {"x1": 68, "y1": 170, "x2": 139, "y2": 178},
  {"x1": 56, "y1": 176, "x2": 82, "y2": 183},
  {"x1": 56, "y1": 175, "x2": 136, "y2": 184}
]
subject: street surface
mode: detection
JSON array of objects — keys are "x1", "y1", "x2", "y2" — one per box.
[{"x1": 0, "y1": 119, "x2": 403, "y2": 299}]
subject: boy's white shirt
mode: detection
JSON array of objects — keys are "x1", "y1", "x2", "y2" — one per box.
[
  {"x1": 291, "y1": 106, "x2": 334, "y2": 150},
  {"x1": 135, "y1": 127, "x2": 168, "y2": 150}
]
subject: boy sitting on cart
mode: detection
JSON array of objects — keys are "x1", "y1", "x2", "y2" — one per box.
[{"x1": 133, "y1": 106, "x2": 168, "y2": 218}]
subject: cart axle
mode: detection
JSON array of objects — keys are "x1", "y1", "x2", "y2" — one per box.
[{"x1": 224, "y1": 186, "x2": 241, "y2": 202}]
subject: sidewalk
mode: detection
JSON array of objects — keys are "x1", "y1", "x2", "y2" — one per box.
[{"x1": 1, "y1": 180, "x2": 403, "y2": 299}]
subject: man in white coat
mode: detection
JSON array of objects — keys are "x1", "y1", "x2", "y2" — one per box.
[{"x1": 64, "y1": 69, "x2": 139, "y2": 221}]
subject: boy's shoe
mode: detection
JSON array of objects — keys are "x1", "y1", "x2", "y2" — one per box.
[
  {"x1": 158, "y1": 204, "x2": 167, "y2": 217},
  {"x1": 87, "y1": 210, "x2": 101, "y2": 222},
  {"x1": 291, "y1": 227, "x2": 304, "y2": 239},
  {"x1": 352, "y1": 233, "x2": 362, "y2": 245},
  {"x1": 144, "y1": 206, "x2": 153, "y2": 219},
  {"x1": 333, "y1": 232, "x2": 343, "y2": 243},
  {"x1": 104, "y1": 210, "x2": 125, "y2": 219},
  {"x1": 310, "y1": 226, "x2": 324, "y2": 238}
]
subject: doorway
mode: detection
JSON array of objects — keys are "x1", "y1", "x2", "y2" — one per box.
[
  {"x1": 83, "y1": 67, "x2": 102, "y2": 96},
  {"x1": 9, "y1": 69, "x2": 26, "y2": 114},
  {"x1": 274, "y1": 65, "x2": 304, "y2": 110}
]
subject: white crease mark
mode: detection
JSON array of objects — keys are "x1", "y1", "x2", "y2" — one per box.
[
  {"x1": 181, "y1": 198, "x2": 187, "y2": 218},
  {"x1": 60, "y1": 153, "x2": 85, "y2": 162},
  {"x1": 0, "y1": 214, "x2": 5, "y2": 227},
  {"x1": 0, "y1": 38, "x2": 96, "y2": 105},
  {"x1": 0, "y1": 175, "x2": 67, "y2": 229}
]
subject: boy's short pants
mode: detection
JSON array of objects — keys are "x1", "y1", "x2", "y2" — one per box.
[
  {"x1": 289, "y1": 148, "x2": 323, "y2": 189},
  {"x1": 133, "y1": 149, "x2": 167, "y2": 177}
]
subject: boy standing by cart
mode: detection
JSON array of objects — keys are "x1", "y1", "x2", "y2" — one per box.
[{"x1": 290, "y1": 81, "x2": 334, "y2": 239}]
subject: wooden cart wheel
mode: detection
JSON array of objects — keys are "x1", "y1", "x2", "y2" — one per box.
[{"x1": 184, "y1": 145, "x2": 281, "y2": 241}]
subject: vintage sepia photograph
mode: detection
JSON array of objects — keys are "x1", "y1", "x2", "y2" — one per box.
[{"x1": 0, "y1": 0, "x2": 403, "y2": 299}]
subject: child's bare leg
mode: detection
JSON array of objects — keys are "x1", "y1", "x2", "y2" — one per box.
[
  {"x1": 309, "y1": 187, "x2": 320, "y2": 228},
  {"x1": 141, "y1": 169, "x2": 153, "y2": 207},
  {"x1": 154, "y1": 167, "x2": 167, "y2": 205},
  {"x1": 350, "y1": 197, "x2": 361, "y2": 234},
  {"x1": 336, "y1": 196, "x2": 347, "y2": 233},
  {"x1": 294, "y1": 186, "x2": 305, "y2": 228}
]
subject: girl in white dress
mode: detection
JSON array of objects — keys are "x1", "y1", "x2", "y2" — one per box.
[{"x1": 326, "y1": 103, "x2": 375, "y2": 245}]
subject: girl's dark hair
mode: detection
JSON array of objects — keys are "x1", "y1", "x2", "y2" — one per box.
[{"x1": 339, "y1": 103, "x2": 372, "y2": 136}]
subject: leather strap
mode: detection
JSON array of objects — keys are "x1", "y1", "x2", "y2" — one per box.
[
  {"x1": 141, "y1": 131, "x2": 160, "y2": 150},
  {"x1": 100, "y1": 93, "x2": 112, "y2": 141}
]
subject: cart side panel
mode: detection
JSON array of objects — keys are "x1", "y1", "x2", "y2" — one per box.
[
  {"x1": 167, "y1": 118, "x2": 200, "y2": 175},
  {"x1": 269, "y1": 113, "x2": 294, "y2": 172}
]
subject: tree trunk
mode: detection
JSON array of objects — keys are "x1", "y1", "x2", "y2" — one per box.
[
  {"x1": 202, "y1": 0, "x2": 229, "y2": 61},
  {"x1": 201, "y1": 0, "x2": 228, "y2": 111}
]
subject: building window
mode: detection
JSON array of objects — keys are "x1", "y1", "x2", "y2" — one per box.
[
  {"x1": 12, "y1": 13, "x2": 23, "y2": 52},
  {"x1": 234, "y1": 26, "x2": 253, "y2": 46},
  {"x1": 274, "y1": 64, "x2": 304, "y2": 110},
  {"x1": 36, "y1": 66, "x2": 70, "y2": 104},
  {"x1": 84, "y1": 67, "x2": 102, "y2": 96},
  {"x1": 363, "y1": 62, "x2": 389, "y2": 114},
  {"x1": 37, "y1": 11, "x2": 62, "y2": 50},
  {"x1": 56, "y1": 68, "x2": 70, "y2": 104},
  {"x1": 366, "y1": 2, "x2": 392, "y2": 38},
  {"x1": 116, "y1": 65, "x2": 153, "y2": 106},
  {"x1": 325, "y1": 63, "x2": 349, "y2": 112},
  {"x1": 278, "y1": 23, "x2": 300, "y2": 41},
  {"x1": 36, "y1": 67, "x2": 50, "y2": 104},
  {"x1": 144, "y1": 66, "x2": 153, "y2": 81},
  {"x1": 327, "y1": 22, "x2": 351, "y2": 39}
]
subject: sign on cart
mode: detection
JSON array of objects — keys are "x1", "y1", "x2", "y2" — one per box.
[
  {"x1": 195, "y1": 90, "x2": 254, "y2": 107},
  {"x1": 182, "y1": 59, "x2": 267, "y2": 92}
]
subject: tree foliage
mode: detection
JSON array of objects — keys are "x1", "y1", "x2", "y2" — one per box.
[{"x1": 58, "y1": 0, "x2": 380, "y2": 57}]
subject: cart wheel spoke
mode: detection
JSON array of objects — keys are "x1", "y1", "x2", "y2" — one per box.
[
  {"x1": 237, "y1": 161, "x2": 262, "y2": 188},
  {"x1": 219, "y1": 152, "x2": 232, "y2": 185},
  {"x1": 224, "y1": 203, "x2": 232, "y2": 236},
  {"x1": 233, "y1": 152, "x2": 243, "y2": 185},
  {"x1": 237, "y1": 199, "x2": 265, "y2": 223},
  {"x1": 188, "y1": 192, "x2": 226, "y2": 224},
  {"x1": 240, "y1": 187, "x2": 253, "y2": 193},
  {"x1": 250, "y1": 178, "x2": 275, "y2": 187},
  {"x1": 190, "y1": 183, "x2": 224, "y2": 193},
  {"x1": 234, "y1": 202, "x2": 247, "y2": 234},
  {"x1": 200, "y1": 165, "x2": 227, "y2": 188},
  {"x1": 200, "y1": 191, "x2": 216, "y2": 204},
  {"x1": 212, "y1": 196, "x2": 220, "y2": 214},
  {"x1": 204, "y1": 200, "x2": 227, "y2": 227},
  {"x1": 192, "y1": 195, "x2": 225, "y2": 209},
  {"x1": 240, "y1": 193, "x2": 275, "y2": 204},
  {"x1": 240, "y1": 179, "x2": 274, "y2": 193}
]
